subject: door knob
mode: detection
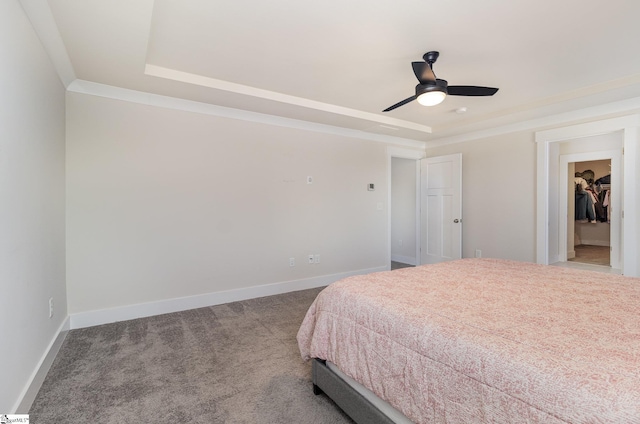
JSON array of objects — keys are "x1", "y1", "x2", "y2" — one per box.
[{"x1": 453, "y1": 219, "x2": 461, "y2": 223}]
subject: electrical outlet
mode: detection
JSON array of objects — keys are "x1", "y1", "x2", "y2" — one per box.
[
  {"x1": 475, "y1": 249, "x2": 482, "y2": 258},
  {"x1": 314, "y1": 254, "x2": 320, "y2": 264},
  {"x1": 49, "y1": 297, "x2": 54, "y2": 318},
  {"x1": 289, "y1": 257, "x2": 295, "y2": 267},
  {"x1": 308, "y1": 254, "x2": 314, "y2": 264}
]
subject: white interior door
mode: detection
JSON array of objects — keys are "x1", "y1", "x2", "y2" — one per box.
[{"x1": 420, "y1": 154, "x2": 462, "y2": 264}]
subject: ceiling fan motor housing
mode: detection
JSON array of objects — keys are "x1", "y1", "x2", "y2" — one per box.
[{"x1": 416, "y1": 79, "x2": 448, "y2": 96}]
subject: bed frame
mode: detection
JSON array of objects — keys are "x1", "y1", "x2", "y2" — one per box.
[{"x1": 312, "y1": 359, "x2": 397, "y2": 424}]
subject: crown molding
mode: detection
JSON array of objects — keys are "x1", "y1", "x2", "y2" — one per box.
[
  {"x1": 425, "y1": 96, "x2": 640, "y2": 148},
  {"x1": 67, "y1": 80, "x2": 428, "y2": 149}
]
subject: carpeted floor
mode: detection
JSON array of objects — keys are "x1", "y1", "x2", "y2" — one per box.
[
  {"x1": 568, "y1": 244, "x2": 610, "y2": 266},
  {"x1": 29, "y1": 288, "x2": 353, "y2": 424},
  {"x1": 391, "y1": 261, "x2": 414, "y2": 270}
]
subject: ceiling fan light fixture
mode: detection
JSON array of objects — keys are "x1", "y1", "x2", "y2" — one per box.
[
  {"x1": 417, "y1": 90, "x2": 446, "y2": 106},
  {"x1": 415, "y1": 80, "x2": 448, "y2": 107}
]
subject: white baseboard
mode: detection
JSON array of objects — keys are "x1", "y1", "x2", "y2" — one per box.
[
  {"x1": 70, "y1": 266, "x2": 386, "y2": 329},
  {"x1": 390, "y1": 254, "x2": 416, "y2": 266},
  {"x1": 14, "y1": 316, "x2": 70, "y2": 413},
  {"x1": 578, "y1": 240, "x2": 610, "y2": 247},
  {"x1": 14, "y1": 267, "x2": 384, "y2": 412},
  {"x1": 567, "y1": 250, "x2": 576, "y2": 259}
]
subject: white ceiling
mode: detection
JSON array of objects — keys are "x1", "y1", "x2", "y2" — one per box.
[{"x1": 25, "y1": 0, "x2": 640, "y2": 145}]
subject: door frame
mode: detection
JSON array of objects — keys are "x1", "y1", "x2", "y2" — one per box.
[
  {"x1": 387, "y1": 147, "x2": 425, "y2": 269},
  {"x1": 535, "y1": 114, "x2": 640, "y2": 276}
]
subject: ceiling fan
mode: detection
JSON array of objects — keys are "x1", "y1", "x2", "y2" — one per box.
[{"x1": 383, "y1": 51, "x2": 499, "y2": 112}]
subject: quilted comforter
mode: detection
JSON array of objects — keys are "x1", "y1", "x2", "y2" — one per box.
[{"x1": 297, "y1": 259, "x2": 640, "y2": 423}]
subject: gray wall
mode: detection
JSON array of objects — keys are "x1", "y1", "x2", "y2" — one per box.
[
  {"x1": 65, "y1": 92, "x2": 392, "y2": 314},
  {"x1": 0, "y1": 0, "x2": 67, "y2": 413},
  {"x1": 426, "y1": 132, "x2": 537, "y2": 261}
]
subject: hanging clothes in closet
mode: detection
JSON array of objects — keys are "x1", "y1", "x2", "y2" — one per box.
[
  {"x1": 575, "y1": 186, "x2": 595, "y2": 221},
  {"x1": 596, "y1": 173, "x2": 611, "y2": 223},
  {"x1": 575, "y1": 171, "x2": 609, "y2": 223}
]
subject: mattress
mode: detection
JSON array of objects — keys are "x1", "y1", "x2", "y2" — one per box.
[{"x1": 297, "y1": 258, "x2": 640, "y2": 423}]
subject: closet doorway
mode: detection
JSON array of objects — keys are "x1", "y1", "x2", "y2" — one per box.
[
  {"x1": 536, "y1": 114, "x2": 640, "y2": 277},
  {"x1": 559, "y1": 148, "x2": 621, "y2": 271},
  {"x1": 568, "y1": 160, "x2": 611, "y2": 267}
]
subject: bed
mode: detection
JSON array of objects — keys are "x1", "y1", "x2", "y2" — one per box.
[{"x1": 297, "y1": 258, "x2": 640, "y2": 424}]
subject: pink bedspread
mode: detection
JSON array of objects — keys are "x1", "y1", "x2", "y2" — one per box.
[{"x1": 297, "y1": 259, "x2": 640, "y2": 423}]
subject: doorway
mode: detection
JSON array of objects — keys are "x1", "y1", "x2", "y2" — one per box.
[
  {"x1": 536, "y1": 114, "x2": 640, "y2": 277},
  {"x1": 388, "y1": 150, "x2": 462, "y2": 270},
  {"x1": 568, "y1": 159, "x2": 611, "y2": 267},
  {"x1": 390, "y1": 157, "x2": 418, "y2": 269},
  {"x1": 559, "y1": 147, "x2": 621, "y2": 271},
  {"x1": 387, "y1": 147, "x2": 425, "y2": 270}
]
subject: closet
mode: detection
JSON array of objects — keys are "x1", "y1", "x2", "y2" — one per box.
[{"x1": 570, "y1": 160, "x2": 611, "y2": 266}]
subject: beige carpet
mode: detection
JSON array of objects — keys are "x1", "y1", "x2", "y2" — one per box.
[
  {"x1": 569, "y1": 244, "x2": 610, "y2": 266},
  {"x1": 29, "y1": 288, "x2": 353, "y2": 424}
]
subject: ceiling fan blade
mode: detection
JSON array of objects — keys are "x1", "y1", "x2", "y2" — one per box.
[
  {"x1": 447, "y1": 86, "x2": 499, "y2": 96},
  {"x1": 383, "y1": 95, "x2": 417, "y2": 112},
  {"x1": 412, "y1": 62, "x2": 436, "y2": 84}
]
